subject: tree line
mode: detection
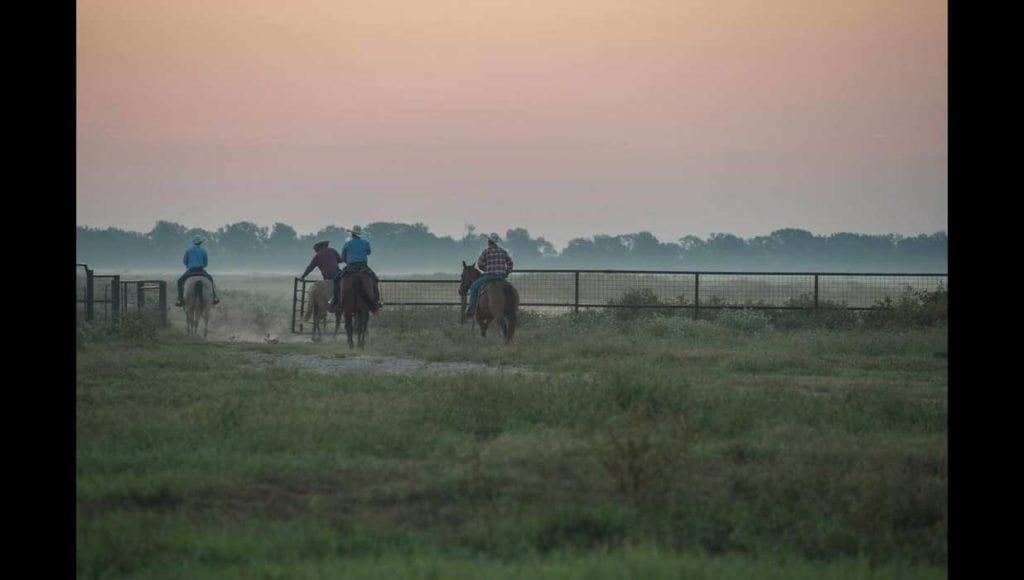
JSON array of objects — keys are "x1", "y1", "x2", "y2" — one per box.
[{"x1": 75, "y1": 221, "x2": 947, "y2": 273}]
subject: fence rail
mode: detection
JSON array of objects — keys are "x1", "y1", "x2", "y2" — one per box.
[{"x1": 291, "y1": 270, "x2": 947, "y2": 334}]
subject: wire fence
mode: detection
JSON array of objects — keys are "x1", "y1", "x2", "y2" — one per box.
[{"x1": 292, "y1": 270, "x2": 947, "y2": 333}]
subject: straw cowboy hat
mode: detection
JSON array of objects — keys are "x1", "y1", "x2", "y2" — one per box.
[
  {"x1": 313, "y1": 240, "x2": 330, "y2": 250},
  {"x1": 349, "y1": 225, "x2": 363, "y2": 235}
]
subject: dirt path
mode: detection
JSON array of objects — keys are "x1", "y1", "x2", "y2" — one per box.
[{"x1": 245, "y1": 352, "x2": 550, "y2": 378}]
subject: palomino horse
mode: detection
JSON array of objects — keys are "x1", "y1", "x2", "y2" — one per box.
[
  {"x1": 302, "y1": 279, "x2": 342, "y2": 342},
  {"x1": 459, "y1": 261, "x2": 519, "y2": 343},
  {"x1": 183, "y1": 276, "x2": 215, "y2": 338},
  {"x1": 340, "y1": 271, "x2": 378, "y2": 349}
]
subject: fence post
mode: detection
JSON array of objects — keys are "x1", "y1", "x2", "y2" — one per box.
[
  {"x1": 813, "y1": 274, "x2": 819, "y2": 309},
  {"x1": 110, "y1": 276, "x2": 121, "y2": 322},
  {"x1": 85, "y1": 268, "x2": 94, "y2": 321},
  {"x1": 291, "y1": 278, "x2": 299, "y2": 333},
  {"x1": 137, "y1": 283, "x2": 146, "y2": 309},
  {"x1": 574, "y1": 271, "x2": 580, "y2": 314},
  {"x1": 158, "y1": 282, "x2": 168, "y2": 327},
  {"x1": 694, "y1": 273, "x2": 701, "y2": 320}
]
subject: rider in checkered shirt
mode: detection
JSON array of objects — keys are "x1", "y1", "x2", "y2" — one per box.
[{"x1": 465, "y1": 233, "x2": 513, "y2": 317}]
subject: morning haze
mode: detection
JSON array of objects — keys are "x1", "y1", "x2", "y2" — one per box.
[{"x1": 77, "y1": 0, "x2": 946, "y2": 251}]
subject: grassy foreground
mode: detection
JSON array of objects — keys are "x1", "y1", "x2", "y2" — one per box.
[{"x1": 77, "y1": 310, "x2": 947, "y2": 579}]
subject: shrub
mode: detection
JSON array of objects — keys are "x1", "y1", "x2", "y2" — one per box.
[
  {"x1": 714, "y1": 309, "x2": 774, "y2": 333},
  {"x1": 608, "y1": 288, "x2": 675, "y2": 322},
  {"x1": 594, "y1": 403, "x2": 691, "y2": 506},
  {"x1": 768, "y1": 294, "x2": 860, "y2": 330},
  {"x1": 862, "y1": 284, "x2": 948, "y2": 328}
]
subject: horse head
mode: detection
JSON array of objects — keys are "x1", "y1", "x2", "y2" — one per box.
[{"x1": 458, "y1": 260, "x2": 480, "y2": 297}]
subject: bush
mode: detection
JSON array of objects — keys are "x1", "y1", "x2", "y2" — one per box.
[
  {"x1": 767, "y1": 294, "x2": 860, "y2": 331},
  {"x1": 608, "y1": 288, "x2": 677, "y2": 322},
  {"x1": 862, "y1": 284, "x2": 948, "y2": 328},
  {"x1": 714, "y1": 309, "x2": 774, "y2": 333},
  {"x1": 594, "y1": 403, "x2": 691, "y2": 506}
]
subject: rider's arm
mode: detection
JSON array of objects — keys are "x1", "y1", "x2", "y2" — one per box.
[
  {"x1": 301, "y1": 255, "x2": 317, "y2": 279},
  {"x1": 183, "y1": 250, "x2": 189, "y2": 267},
  {"x1": 506, "y1": 253, "x2": 514, "y2": 275},
  {"x1": 365, "y1": 241, "x2": 371, "y2": 256},
  {"x1": 201, "y1": 248, "x2": 208, "y2": 268},
  {"x1": 476, "y1": 250, "x2": 487, "y2": 272},
  {"x1": 339, "y1": 246, "x2": 348, "y2": 264}
]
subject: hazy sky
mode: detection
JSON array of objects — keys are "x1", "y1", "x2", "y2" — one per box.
[{"x1": 77, "y1": 0, "x2": 947, "y2": 249}]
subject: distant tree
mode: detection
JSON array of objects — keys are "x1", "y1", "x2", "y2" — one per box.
[{"x1": 215, "y1": 222, "x2": 269, "y2": 267}]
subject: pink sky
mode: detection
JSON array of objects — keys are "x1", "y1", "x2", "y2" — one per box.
[{"x1": 77, "y1": 0, "x2": 946, "y2": 248}]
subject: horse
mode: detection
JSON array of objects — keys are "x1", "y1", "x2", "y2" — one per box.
[
  {"x1": 183, "y1": 276, "x2": 215, "y2": 338},
  {"x1": 458, "y1": 261, "x2": 519, "y2": 343},
  {"x1": 302, "y1": 279, "x2": 342, "y2": 342},
  {"x1": 340, "y1": 270, "x2": 377, "y2": 349}
]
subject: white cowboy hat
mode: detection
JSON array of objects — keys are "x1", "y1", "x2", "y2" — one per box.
[
  {"x1": 349, "y1": 225, "x2": 363, "y2": 235},
  {"x1": 192, "y1": 235, "x2": 204, "y2": 245}
]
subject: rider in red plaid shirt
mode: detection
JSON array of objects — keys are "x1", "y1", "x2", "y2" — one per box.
[{"x1": 466, "y1": 233, "x2": 513, "y2": 316}]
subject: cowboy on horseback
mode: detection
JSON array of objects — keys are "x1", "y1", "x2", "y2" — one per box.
[
  {"x1": 465, "y1": 233, "x2": 513, "y2": 318},
  {"x1": 300, "y1": 240, "x2": 343, "y2": 307},
  {"x1": 175, "y1": 235, "x2": 220, "y2": 307},
  {"x1": 339, "y1": 225, "x2": 383, "y2": 309}
]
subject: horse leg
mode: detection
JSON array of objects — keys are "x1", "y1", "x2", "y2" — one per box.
[
  {"x1": 479, "y1": 315, "x2": 490, "y2": 337},
  {"x1": 358, "y1": 310, "x2": 368, "y2": 348},
  {"x1": 345, "y1": 313, "x2": 355, "y2": 349},
  {"x1": 333, "y1": 313, "x2": 341, "y2": 341},
  {"x1": 203, "y1": 308, "x2": 209, "y2": 339}
]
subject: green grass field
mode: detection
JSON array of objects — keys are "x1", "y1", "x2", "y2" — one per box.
[{"x1": 77, "y1": 290, "x2": 947, "y2": 578}]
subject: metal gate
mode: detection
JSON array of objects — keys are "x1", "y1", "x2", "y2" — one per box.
[{"x1": 76, "y1": 264, "x2": 168, "y2": 326}]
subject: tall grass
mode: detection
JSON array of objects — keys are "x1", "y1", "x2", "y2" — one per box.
[{"x1": 77, "y1": 286, "x2": 947, "y2": 579}]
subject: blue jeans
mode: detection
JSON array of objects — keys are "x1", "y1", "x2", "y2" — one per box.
[
  {"x1": 468, "y1": 273, "x2": 505, "y2": 311},
  {"x1": 177, "y1": 269, "x2": 217, "y2": 301}
]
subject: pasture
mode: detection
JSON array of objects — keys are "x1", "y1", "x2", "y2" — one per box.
[{"x1": 76, "y1": 274, "x2": 947, "y2": 579}]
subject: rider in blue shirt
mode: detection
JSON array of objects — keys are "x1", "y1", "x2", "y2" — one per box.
[
  {"x1": 338, "y1": 225, "x2": 382, "y2": 309},
  {"x1": 175, "y1": 235, "x2": 220, "y2": 306}
]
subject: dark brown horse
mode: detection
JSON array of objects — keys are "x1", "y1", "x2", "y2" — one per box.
[
  {"x1": 341, "y1": 271, "x2": 378, "y2": 348},
  {"x1": 459, "y1": 261, "x2": 519, "y2": 343}
]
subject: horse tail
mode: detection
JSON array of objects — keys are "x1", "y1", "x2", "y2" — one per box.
[
  {"x1": 195, "y1": 280, "x2": 204, "y2": 303},
  {"x1": 504, "y1": 283, "x2": 519, "y2": 341},
  {"x1": 350, "y1": 274, "x2": 375, "y2": 314}
]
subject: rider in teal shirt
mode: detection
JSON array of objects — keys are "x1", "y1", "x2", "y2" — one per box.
[
  {"x1": 176, "y1": 235, "x2": 220, "y2": 306},
  {"x1": 339, "y1": 225, "x2": 382, "y2": 309}
]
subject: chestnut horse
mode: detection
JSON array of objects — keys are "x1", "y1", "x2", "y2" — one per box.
[{"x1": 458, "y1": 261, "x2": 519, "y2": 343}]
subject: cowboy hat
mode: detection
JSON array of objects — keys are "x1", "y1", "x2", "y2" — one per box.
[
  {"x1": 192, "y1": 235, "x2": 204, "y2": 245},
  {"x1": 349, "y1": 225, "x2": 363, "y2": 235}
]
